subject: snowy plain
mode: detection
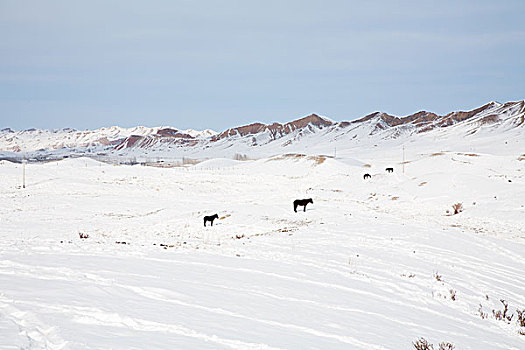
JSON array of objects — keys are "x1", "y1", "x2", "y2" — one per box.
[{"x1": 1, "y1": 146, "x2": 525, "y2": 349}]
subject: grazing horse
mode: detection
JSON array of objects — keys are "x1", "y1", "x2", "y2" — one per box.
[
  {"x1": 385, "y1": 167, "x2": 394, "y2": 173},
  {"x1": 203, "y1": 214, "x2": 219, "y2": 227},
  {"x1": 293, "y1": 198, "x2": 313, "y2": 212},
  {"x1": 363, "y1": 173, "x2": 371, "y2": 180}
]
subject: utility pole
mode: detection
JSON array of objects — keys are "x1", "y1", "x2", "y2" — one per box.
[
  {"x1": 402, "y1": 145, "x2": 405, "y2": 174},
  {"x1": 22, "y1": 157, "x2": 26, "y2": 188}
]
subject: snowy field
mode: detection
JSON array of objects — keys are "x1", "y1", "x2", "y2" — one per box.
[{"x1": 1, "y1": 152, "x2": 524, "y2": 349}]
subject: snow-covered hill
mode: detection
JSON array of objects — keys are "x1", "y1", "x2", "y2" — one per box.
[
  {"x1": 1, "y1": 100, "x2": 523, "y2": 161},
  {"x1": 0, "y1": 152, "x2": 524, "y2": 348}
]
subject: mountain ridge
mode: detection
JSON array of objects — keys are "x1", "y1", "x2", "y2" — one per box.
[{"x1": 1, "y1": 100, "x2": 523, "y2": 159}]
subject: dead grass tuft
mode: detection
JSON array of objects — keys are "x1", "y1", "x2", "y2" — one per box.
[
  {"x1": 480, "y1": 299, "x2": 525, "y2": 334},
  {"x1": 412, "y1": 338, "x2": 434, "y2": 350},
  {"x1": 311, "y1": 156, "x2": 326, "y2": 164},
  {"x1": 268, "y1": 154, "x2": 327, "y2": 165},
  {"x1": 413, "y1": 338, "x2": 455, "y2": 350},
  {"x1": 493, "y1": 299, "x2": 513, "y2": 323},
  {"x1": 457, "y1": 152, "x2": 479, "y2": 157},
  {"x1": 413, "y1": 338, "x2": 433, "y2": 350},
  {"x1": 452, "y1": 203, "x2": 463, "y2": 215}
]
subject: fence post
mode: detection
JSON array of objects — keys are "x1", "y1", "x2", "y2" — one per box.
[{"x1": 22, "y1": 158, "x2": 26, "y2": 188}]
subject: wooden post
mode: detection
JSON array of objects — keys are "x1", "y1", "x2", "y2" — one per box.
[{"x1": 22, "y1": 158, "x2": 26, "y2": 188}]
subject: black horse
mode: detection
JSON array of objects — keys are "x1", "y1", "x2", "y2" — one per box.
[
  {"x1": 203, "y1": 214, "x2": 219, "y2": 227},
  {"x1": 363, "y1": 173, "x2": 371, "y2": 180},
  {"x1": 385, "y1": 167, "x2": 394, "y2": 173},
  {"x1": 293, "y1": 198, "x2": 313, "y2": 212}
]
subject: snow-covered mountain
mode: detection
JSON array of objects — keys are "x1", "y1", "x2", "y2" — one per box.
[
  {"x1": 1, "y1": 100, "x2": 523, "y2": 160},
  {"x1": 0, "y1": 126, "x2": 217, "y2": 154}
]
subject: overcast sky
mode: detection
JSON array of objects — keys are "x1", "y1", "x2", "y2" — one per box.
[{"x1": 1, "y1": 0, "x2": 524, "y2": 131}]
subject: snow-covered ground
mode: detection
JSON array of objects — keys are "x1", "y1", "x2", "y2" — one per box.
[{"x1": 1, "y1": 152, "x2": 524, "y2": 349}]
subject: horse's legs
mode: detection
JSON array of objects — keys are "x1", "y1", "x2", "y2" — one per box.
[
  {"x1": 294, "y1": 204, "x2": 297, "y2": 212},
  {"x1": 303, "y1": 205, "x2": 306, "y2": 212}
]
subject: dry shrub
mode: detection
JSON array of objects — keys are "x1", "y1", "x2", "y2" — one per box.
[
  {"x1": 452, "y1": 203, "x2": 463, "y2": 215},
  {"x1": 492, "y1": 299, "x2": 513, "y2": 323},
  {"x1": 413, "y1": 338, "x2": 433, "y2": 350},
  {"x1": 268, "y1": 153, "x2": 326, "y2": 165},
  {"x1": 480, "y1": 300, "x2": 525, "y2": 334},
  {"x1": 413, "y1": 338, "x2": 454, "y2": 350},
  {"x1": 516, "y1": 309, "x2": 525, "y2": 328},
  {"x1": 419, "y1": 181, "x2": 427, "y2": 186},
  {"x1": 268, "y1": 154, "x2": 306, "y2": 162},
  {"x1": 391, "y1": 196, "x2": 399, "y2": 201},
  {"x1": 479, "y1": 304, "x2": 488, "y2": 319},
  {"x1": 282, "y1": 153, "x2": 306, "y2": 159},
  {"x1": 363, "y1": 164, "x2": 372, "y2": 168},
  {"x1": 310, "y1": 155, "x2": 326, "y2": 164},
  {"x1": 431, "y1": 152, "x2": 444, "y2": 157}
]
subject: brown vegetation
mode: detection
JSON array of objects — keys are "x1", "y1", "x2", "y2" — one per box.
[
  {"x1": 413, "y1": 338, "x2": 455, "y2": 350},
  {"x1": 451, "y1": 203, "x2": 463, "y2": 215}
]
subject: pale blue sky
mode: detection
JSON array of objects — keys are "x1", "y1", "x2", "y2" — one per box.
[{"x1": 1, "y1": 0, "x2": 524, "y2": 131}]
